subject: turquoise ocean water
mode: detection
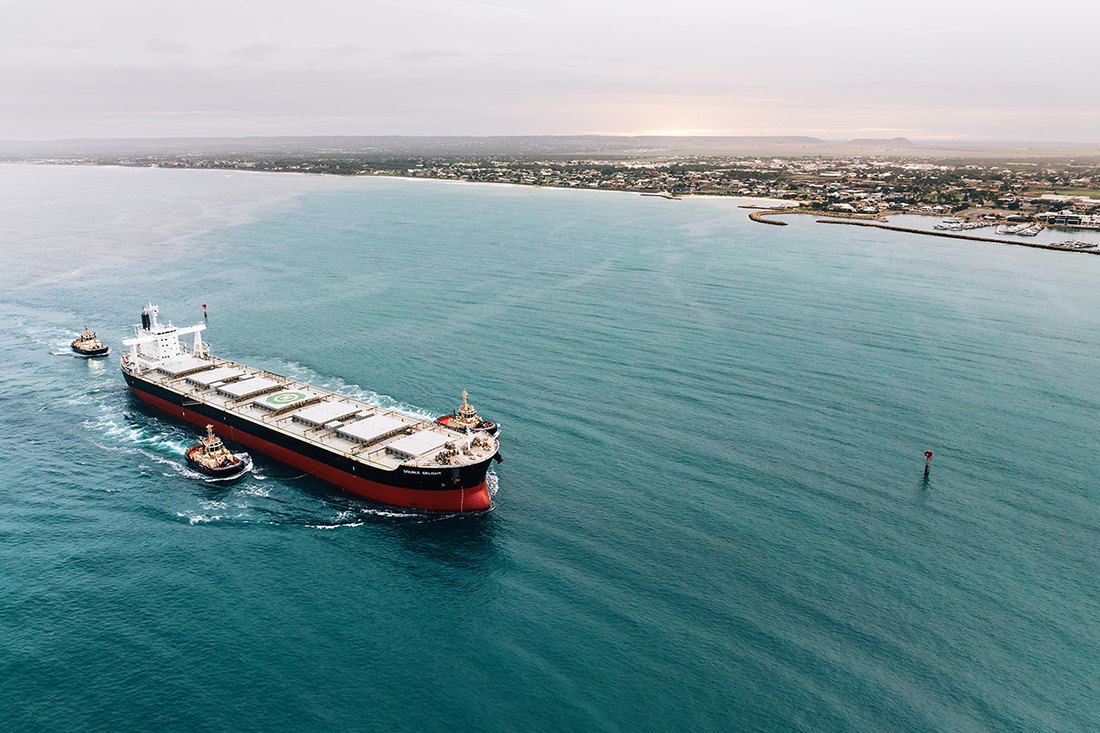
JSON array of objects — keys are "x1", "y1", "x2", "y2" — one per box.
[{"x1": 1, "y1": 165, "x2": 1098, "y2": 732}]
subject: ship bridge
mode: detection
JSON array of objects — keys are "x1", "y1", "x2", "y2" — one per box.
[{"x1": 123, "y1": 303, "x2": 206, "y2": 365}]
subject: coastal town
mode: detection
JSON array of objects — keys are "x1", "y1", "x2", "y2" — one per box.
[
  {"x1": 379, "y1": 156, "x2": 1100, "y2": 226},
  {"x1": 6, "y1": 138, "x2": 1099, "y2": 229}
]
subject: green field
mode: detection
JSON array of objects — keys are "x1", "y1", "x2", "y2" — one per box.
[{"x1": 1025, "y1": 189, "x2": 1100, "y2": 198}]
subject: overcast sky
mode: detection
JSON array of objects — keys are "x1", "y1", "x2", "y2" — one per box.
[{"x1": 3, "y1": 0, "x2": 1098, "y2": 142}]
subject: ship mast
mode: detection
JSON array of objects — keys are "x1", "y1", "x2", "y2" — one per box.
[{"x1": 459, "y1": 390, "x2": 478, "y2": 422}]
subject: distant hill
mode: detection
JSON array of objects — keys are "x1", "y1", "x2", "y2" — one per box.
[
  {"x1": 1, "y1": 135, "x2": 1098, "y2": 161},
  {"x1": 0, "y1": 135, "x2": 830, "y2": 159},
  {"x1": 846, "y1": 138, "x2": 915, "y2": 147}
]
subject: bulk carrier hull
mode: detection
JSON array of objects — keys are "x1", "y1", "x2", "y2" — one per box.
[{"x1": 121, "y1": 305, "x2": 498, "y2": 513}]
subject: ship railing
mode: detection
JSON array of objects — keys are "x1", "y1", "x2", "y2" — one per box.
[
  {"x1": 165, "y1": 364, "x2": 220, "y2": 383},
  {"x1": 214, "y1": 400, "x2": 342, "y2": 452},
  {"x1": 244, "y1": 367, "x2": 290, "y2": 382},
  {"x1": 263, "y1": 397, "x2": 323, "y2": 418},
  {"x1": 346, "y1": 425, "x2": 410, "y2": 454},
  {"x1": 255, "y1": 412, "x2": 330, "y2": 447},
  {"x1": 198, "y1": 356, "x2": 289, "y2": 384},
  {"x1": 302, "y1": 422, "x2": 340, "y2": 437},
  {"x1": 361, "y1": 448, "x2": 390, "y2": 461},
  {"x1": 196, "y1": 393, "x2": 414, "y2": 468}
]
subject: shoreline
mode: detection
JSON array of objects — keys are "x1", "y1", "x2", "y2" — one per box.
[
  {"x1": 8, "y1": 162, "x2": 1096, "y2": 229},
  {"x1": 0, "y1": 162, "x2": 803, "y2": 209},
  {"x1": 5, "y1": 162, "x2": 1097, "y2": 257}
]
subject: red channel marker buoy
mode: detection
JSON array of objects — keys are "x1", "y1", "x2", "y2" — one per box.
[
  {"x1": 924, "y1": 450, "x2": 933, "y2": 476},
  {"x1": 202, "y1": 303, "x2": 208, "y2": 317}
]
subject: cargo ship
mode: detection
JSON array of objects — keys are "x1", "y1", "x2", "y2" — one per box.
[{"x1": 121, "y1": 304, "x2": 500, "y2": 512}]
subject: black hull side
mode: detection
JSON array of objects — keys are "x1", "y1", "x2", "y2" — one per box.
[
  {"x1": 123, "y1": 371, "x2": 492, "y2": 494},
  {"x1": 185, "y1": 448, "x2": 251, "y2": 479},
  {"x1": 73, "y1": 345, "x2": 110, "y2": 358}
]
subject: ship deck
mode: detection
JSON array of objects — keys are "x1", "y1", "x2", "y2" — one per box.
[{"x1": 126, "y1": 350, "x2": 496, "y2": 472}]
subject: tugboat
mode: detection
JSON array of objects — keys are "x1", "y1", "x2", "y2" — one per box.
[
  {"x1": 436, "y1": 391, "x2": 500, "y2": 437},
  {"x1": 185, "y1": 425, "x2": 252, "y2": 479},
  {"x1": 71, "y1": 324, "x2": 110, "y2": 357}
]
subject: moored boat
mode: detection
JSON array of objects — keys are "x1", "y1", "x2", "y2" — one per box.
[
  {"x1": 72, "y1": 324, "x2": 110, "y2": 357},
  {"x1": 998, "y1": 222, "x2": 1044, "y2": 237},
  {"x1": 186, "y1": 424, "x2": 252, "y2": 479}
]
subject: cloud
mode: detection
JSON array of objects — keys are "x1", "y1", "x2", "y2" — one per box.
[
  {"x1": 324, "y1": 46, "x2": 367, "y2": 60},
  {"x1": 0, "y1": 0, "x2": 1097, "y2": 140},
  {"x1": 147, "y1": 39, "x2": 191, "y2": 55},
  {"x1": 228, "y1": 44, "x2": 287, "y2": 63},
  {"x1": 394, "y1": 50, "x2": 463, "y2": 61}
]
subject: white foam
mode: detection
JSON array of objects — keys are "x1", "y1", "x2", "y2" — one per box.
[
  {"x1": 179, "y1": 512, "x2": 223, "y2": 525},
  {"x1": 308, "y1": 522, "x2": 366, "y2": 529},
  {"x1": 90, "y1": 414, "x2": 191, "y2": 456},
  {"x1": 239, "y1": 486, "x2": 271, "y2": 498}
]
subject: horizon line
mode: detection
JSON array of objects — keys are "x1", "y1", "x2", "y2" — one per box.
[{"x1": 2, "y1": 133, "x2": 1100, "y2": 148}]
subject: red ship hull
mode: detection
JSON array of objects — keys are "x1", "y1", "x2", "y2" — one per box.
[{"x1": 130, "y1": 386, "x2": 492, "y2": 512}]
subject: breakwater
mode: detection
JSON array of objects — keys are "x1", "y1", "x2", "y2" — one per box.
[
  {"x1": 748, "y1": 210, "x2": 787, "y2": 225},
  {"x1": 748, "y1": 208, "x2": 889, "y2": 226},
  {"x1": 817, "y1": 219, "x2": 1100, "y2": 255}
]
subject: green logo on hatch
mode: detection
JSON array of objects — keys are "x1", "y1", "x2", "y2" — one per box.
[{"x1": 267, "y1": 391, "x2": 306, "y2": 404}]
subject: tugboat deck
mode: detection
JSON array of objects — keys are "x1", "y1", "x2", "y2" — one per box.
[{"x1": 131, "y1": 350, "x2": 492, "y2": 472}]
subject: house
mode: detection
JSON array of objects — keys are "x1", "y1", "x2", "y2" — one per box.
[{"x1": 1039, "y1": 210, "x2": 1084, "y2": 226}]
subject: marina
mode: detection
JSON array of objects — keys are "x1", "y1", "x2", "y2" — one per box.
[
  {"x1": 997, "y1": 222, "x2": 1045, "y2": 236},
  {"x1": 933, "y1": 218, "x2": 992, "y2": 231},
  {"x1": 817, "y1": 218, "x2": 1100, "y2": 254}
]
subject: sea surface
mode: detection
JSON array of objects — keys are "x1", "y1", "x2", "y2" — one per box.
[{"x1": 1, "y1": 164, "x2": 1098, "y2": 732}]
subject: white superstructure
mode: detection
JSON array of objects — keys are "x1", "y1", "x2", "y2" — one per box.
[{"x1": 123, "y1": 303, "x2": 207, "y2": 365}]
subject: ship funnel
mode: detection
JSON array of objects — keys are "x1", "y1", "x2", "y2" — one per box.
[{"x1": 141, "y1": 303, "x2": 161, "y2": 331}]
